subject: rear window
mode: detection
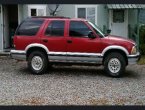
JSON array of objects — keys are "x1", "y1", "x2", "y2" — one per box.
[{"x1": 16, "y1": 19, "x2": 44, "y2": 36}]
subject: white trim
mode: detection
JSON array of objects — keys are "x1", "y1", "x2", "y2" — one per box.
[
  {"x1": 49, "y1": 52, "x2": 66, "y2": 55},
  {"x1": 18, "y1": 5, "x2": 20, "y2": 24},
  {"x1": 66, "y1": 52, "x2": 101, "y2": 56},
  {"x1": 18, "y1": 4, "x2": 23, "y2": 25},
  {"x1": 127, "y1": 52, "x2": 140, "y2": 57},
  {"x1": 48, "y1": 51, "x2": 102, "y2": 56},
  {"x1": 102, "y1": 45, "x2": 129, "y2": 56},
  {"x1": 10, "y1": 50, "x2": 25, "y2": 54},
  {"x1": 1, "y1": 5, "x2": 3, "y2": 51},
  {"x1": 25, "y1": 43, "x2": 49, "y2": 53}
]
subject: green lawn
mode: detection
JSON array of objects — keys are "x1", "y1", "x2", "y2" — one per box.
[{"x1": 138, "y1": 55, "x2": 145, "y2": 65}]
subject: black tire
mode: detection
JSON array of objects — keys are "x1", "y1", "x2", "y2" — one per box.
[
  {"x1": 104, "y1": 52, "x2": 126, "y2": 78},
  {"x1": 28, "y1": 51, "x2": 48, "y2": 75}
]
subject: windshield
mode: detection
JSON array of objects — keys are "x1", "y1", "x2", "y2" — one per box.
[{"x1": 88, "y1": 21, "x2": 105, "y2": 37}]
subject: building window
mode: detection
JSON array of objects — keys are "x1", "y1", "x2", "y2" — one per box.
[
  {"x1": 78, "y1": 8, "x2": 86, "y2": 19},
  {"x1": 87, "y1": 8, "x2": 95, "y2": 24},
  {"x1": 31, "y1": 9, "x2": 37, "y2": 16},
  {"x1": 77, "y1": 7, "x2": 95, "y2": 24},
  {"x1": 29, "y1": 5, "x2": 46, "y2": 17},
  {"x1": 113, "y1": 10, "x2": 124, "y2": 23}
]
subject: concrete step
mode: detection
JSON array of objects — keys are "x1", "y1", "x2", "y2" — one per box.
[{"x1": 0, "y1": 51, "x2": 10, "y2": 56}]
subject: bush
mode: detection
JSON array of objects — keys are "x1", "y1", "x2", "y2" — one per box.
[
  {"x1": 139, "y1": 44, "x2": 145, "y2": 55},
  {"x1": 139, "y1": 25, "x2": 145, "y2": 55}
]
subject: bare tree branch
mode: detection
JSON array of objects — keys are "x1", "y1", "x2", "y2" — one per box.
[{"x1": 48, "y1": 4, "x2": 60, "y2": 16}]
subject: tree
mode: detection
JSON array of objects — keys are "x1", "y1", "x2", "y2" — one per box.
[{"x1": 48, "y1": 4, "x2": 61, "y2": 16}]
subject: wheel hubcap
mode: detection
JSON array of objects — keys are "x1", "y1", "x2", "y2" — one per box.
[
  {"x1": 31, "y1": 56, "x2": 43, "y2": 71},
  {"x1": 108, "y1": 58, "x2": 121, "y2": 73}
]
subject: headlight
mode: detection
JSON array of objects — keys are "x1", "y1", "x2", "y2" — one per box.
[{"x1": 131, "y1": 46, "x2": 137, "y2": 55}]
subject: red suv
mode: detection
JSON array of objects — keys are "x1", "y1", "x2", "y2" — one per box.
[{"x1": 10, "y1": 16, "x2": 140, "y2": 77}]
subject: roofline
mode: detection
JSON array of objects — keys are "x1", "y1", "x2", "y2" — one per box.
[
  {"x1": 25, "y1": 16, "x2": 88, "y2": 21},
  {"x1": 30, "y1": 16, "x2": 70, "y2": 19}
]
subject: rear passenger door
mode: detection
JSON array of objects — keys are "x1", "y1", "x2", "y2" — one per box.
[{"x1": 41, "y1": 20, "x2": 67, "y2": 62}]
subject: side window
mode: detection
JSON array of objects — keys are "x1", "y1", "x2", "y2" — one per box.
[
  {"x1": 45, "y1": 21, "x2": 65, "y2": 36},
  {"x1": 16, "y1": 19, "x2": 44, "y2": 36},
  {"x1": 69, "y1": 21, "x2": 91, "y2": 37}
]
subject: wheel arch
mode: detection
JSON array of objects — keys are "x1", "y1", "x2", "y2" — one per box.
[
  {"x1": 25, "y1": 43, "x2": 49, "y2": 61},
  {"x1": 102, "y1": 46, "x2": 129, "y2": 65}
]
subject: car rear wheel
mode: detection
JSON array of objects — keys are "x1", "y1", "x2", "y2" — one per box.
[
  {"x1": 104, "y1": 52, "x2": 126, "y2": 78},
  {"x1": 28, "y1": 51, "x2": 48, "y2": 75}
]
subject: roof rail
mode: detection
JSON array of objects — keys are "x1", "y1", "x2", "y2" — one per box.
[{"x1": 31, "y1": 16, "x2": 70, "y2": 19}]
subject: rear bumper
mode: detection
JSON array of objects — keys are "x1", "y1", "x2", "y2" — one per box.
[
  {"x1": 10, "y1": 50, "x2": 26, "y2": 60},
  {"x1": 128, "y1": 52, "x2": 140, "y2": 64}
]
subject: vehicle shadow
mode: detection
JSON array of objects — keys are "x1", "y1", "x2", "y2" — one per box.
[
  {"x1": 18, "y1": 65, "x2": 140, "y2": 78},
  {"x1": 50, "y1": 66, "x2": 105, "y2": 77}
]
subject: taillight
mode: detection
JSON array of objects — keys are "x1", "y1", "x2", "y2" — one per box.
[{"x1": 13, "y1": 36, "x2": 17, "y2": 49}]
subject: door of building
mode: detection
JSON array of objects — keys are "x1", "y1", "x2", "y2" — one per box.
[
  {"x1": 2, "y1": 5, "x2": 18, "y2": 50},
  {"x1": 109, "y1": 9, "x2": 128, "y2": 38}
]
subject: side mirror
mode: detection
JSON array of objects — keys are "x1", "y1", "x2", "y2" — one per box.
[{"x1": 88, "y1": 31, "x2": 96, "y2": 39}]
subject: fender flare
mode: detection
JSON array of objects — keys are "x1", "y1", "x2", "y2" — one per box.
[
  {"x1": 25, "y1": 43, "x2": 49, "y2": 54},
  {"x1": 102, "y1": 45, "x2": 129, "y2": 56}
]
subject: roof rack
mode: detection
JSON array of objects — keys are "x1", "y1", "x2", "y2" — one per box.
[{"x1": 31, "y1": 16, "x2": 70, "y2": 19}]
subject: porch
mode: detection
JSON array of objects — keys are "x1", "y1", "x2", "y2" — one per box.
[
  {"x1": 107, "y1": 4, "x2": 145, "y2": 48},
  {"x1": 0, "y1": 4, "x2": 49, "y2": 52},
  {"x1": 0, "y1": 4, "x2": 29, "y2": 52}
]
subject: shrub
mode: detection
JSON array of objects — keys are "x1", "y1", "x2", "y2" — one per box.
[{"x1": 139, "y1": 25, "x2": 145, "y2": 55}]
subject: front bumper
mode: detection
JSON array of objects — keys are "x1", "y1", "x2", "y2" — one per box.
[
  {"x1": 10, "y1": 50, "x2": 26, "y2": 60},
  {"x1": 128, "y1": 52, "x2": 140, "y2": 64}
]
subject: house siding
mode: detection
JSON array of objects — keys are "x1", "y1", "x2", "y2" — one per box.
[
  {"x1": 128, "y1": 9, "x2": 138, "y2": 26},
  {"x1": 0, "y1": 5, "x2": 3, "y2": 50},
  {"x1": 96, "y1": 5, "x2": 108, "y2": 31},
  {"x1": 56, "y1": 5, "x2": 108, "y2": 31},
  {"x1": 139, "y1": 9, "x2": 145, "y2": 24},
  {"x1": 57, "y1": 5, "x2": 75, "y2": 18},
  {"x1": 18, "y1": 5, "x2": 29, "y2": 24},
  {"x1": 22, "y1": 5, "x2": 29, "y2": 21}
]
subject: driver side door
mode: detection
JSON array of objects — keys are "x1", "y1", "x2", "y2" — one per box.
[{"x1": 66, "y1": 21, "x2": 102, "y2": 63}]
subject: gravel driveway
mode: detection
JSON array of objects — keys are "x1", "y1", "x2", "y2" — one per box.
[{"x1": 0, "y1": 56, "x2": 145, "y2": 105}]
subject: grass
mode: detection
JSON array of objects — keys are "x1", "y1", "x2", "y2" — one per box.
[{"x1": 138, "y1": 55, "x2": 145, "y2": 65}]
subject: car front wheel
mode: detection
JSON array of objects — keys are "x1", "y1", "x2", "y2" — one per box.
[{"x1": 104, "y1": 52, "x2": 126, "y2": 78}]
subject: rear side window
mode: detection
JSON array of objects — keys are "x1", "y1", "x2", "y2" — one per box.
[
  {"x1": 69, "y1": 21, "x2": 91, "y2": 37},
  {"x1": 16, "y1": 19, "x2": 44, "y2": 36},
  {"x1": 45, "y1": 20, "x2": 65, "y2": 36}
]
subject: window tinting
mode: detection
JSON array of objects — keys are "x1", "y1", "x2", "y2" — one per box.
[
  {"x1": 69, "y1": 21, "x2": 91, "y2": 37},
  {"x1": 45, "y1": 21, "x2": 65, "y2": 36},
  {"x1": 16, "y1": 19, "x2": 44, "y2": 36}
]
